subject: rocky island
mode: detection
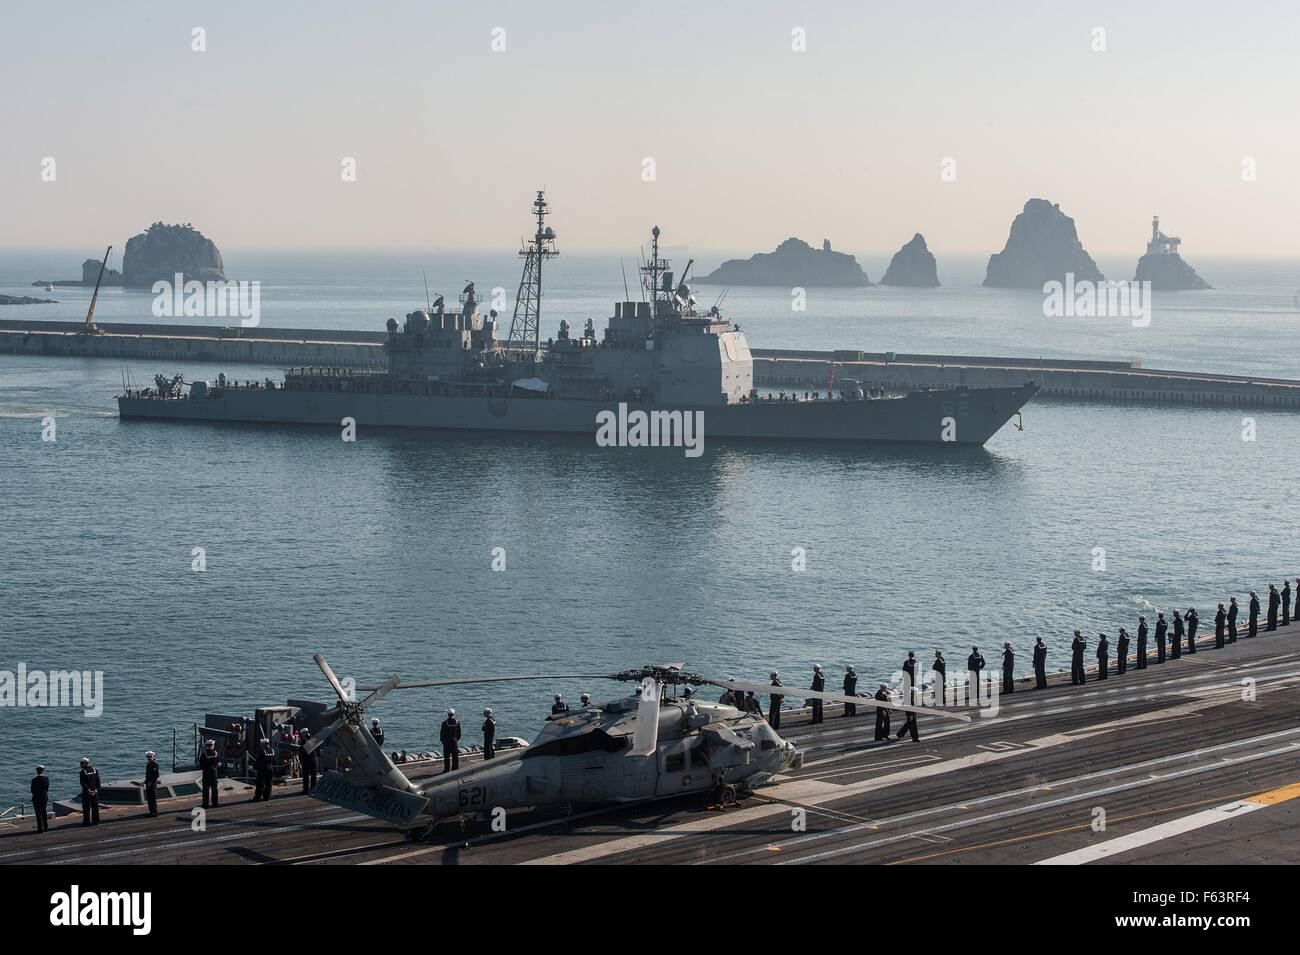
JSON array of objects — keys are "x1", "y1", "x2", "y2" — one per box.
[
  {"x1": 880, "y1": 233, "x2": 940, "y2": 287},
  {"x1": 1133, "y1": 216, "x2": 1211, "y2": 290},
  {"x1": 984, "y1": 199, "x2": 1104, "y2": 288},
  {"x1": 33, "y1": 222, "x2": 226, "y2": 289},
  {"x1": 0, "y1": 294, "x2": 58, "y2": 305},
  {"x1": 696, "y1": 238, "x2": 871, "y2": 287}
]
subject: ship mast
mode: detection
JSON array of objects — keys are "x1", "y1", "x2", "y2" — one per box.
[
  {"x1": 641, "y1": 225, "x2": 670, "y2": 319},
  {"x1": 506, "y1": 190, "x2": 559, "y2": 358}
]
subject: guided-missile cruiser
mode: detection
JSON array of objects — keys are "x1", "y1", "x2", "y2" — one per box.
[{"x1": 118, "y1": 192, "x2": 1038, "y2": 445}]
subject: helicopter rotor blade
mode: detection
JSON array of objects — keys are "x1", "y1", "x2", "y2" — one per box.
[
  {"x1": 709, "y1": 678, "x2": 971, "y2": 723},
  {"x1": 356, "y1": 672, "x2": 613, "y2": 692},
  {"x1": 303, "y1": 718, "x2": 346, "y2": 754},
  {"x1": 313, "y1": 652, "x2": 350, "y2": 703},
  {"x1": 357, "y1": 673, "x2": 401, "y2": 713}
]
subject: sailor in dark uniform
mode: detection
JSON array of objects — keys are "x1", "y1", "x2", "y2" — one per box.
[
  {"x1": 932, "y1": 652, "x2": 947, "y2": 705},
  {"x1": 899, "y1": 654, "x2": 920, "y2": 706},
  {"x1": 1283, "y1": 580, "x2": 1292, "y2": 626},
  {"x1": 896, "y1": 703, "x2": 920, "y2": 743},
  {"x1": 252, "y1": 739, "x2": 273, "y2": 802},
  {"x1": 78, "y1": 757, "x2": 101, "y2": 826},
  {"x1": 298, "y1": 728, "x2": 318, "y2": 794},
  {"x1": 967, "y1": 647, "x2": 985, "y2": 698},
  {"x1": 1070, "y1": 631, "x2": 1087, "y2": 685},
  {"x1": 1096, "y1": 633, "x2": 1110, "y2": 679},
  {"x1": 1172, "y1": 610, "x2": 1184, "y2": 659},
  {"x1": 1214, "y1": 603, "x2": 1227, "y2": 649},
  {"x1": 842, "y1": 665, "x2": 858, "y2": 716},
  {"x1": 369, "y1": 718, "x2": 384, "y2": 748},
  {"x1": 873, "y1": 684, "x2": 892, "y2": 740},
  {"x1": 1268, "y1": 585, "x2": 1280, "y2": 631},
  {"x1": 1116, "y1": 628, "x2": 1130, "y2": 675},
  {"x1": 767, "y1": 673, "x2": 784, "y2": 730},
  {"x1": 1228, "y1": 597, "x2": 1239, "y2": 643},
  {"x1": 1136, "y1": 617, "x2": 1149, "y2": 669},
  {"x1": 1249, "y1": 592, "x2": 1260, "y2": 638},
  {"x1": 1001, "y1": 643, "x2": 1015, "y2": 694},
  {"x1": 440, "y1": 708, "x2": 462, "y2": 773},
  {"x1": 1154, "y1": 612, "x2": 1168, "y2": 663},
  {"x1": 31, "y1": 766, "x2": 49, "y2": 833},
  {"x1": 199, "y1": 739, "x2": 220, "y2": 808},
  {"x1": 551, "y1": 694, "x2": 569, "y2": 716},
  {"x1": 482, "y1": 709, "x2": 496, "y2": 760},
  {"x1": 1186, "y1": 607, "x2": 1199, "y2": 652},
  {"x1": 1032, "y1": 638, "x2": 1048, "y2": 689},
  {"x1": 144, "y1": 751, "x2": 160, "y2": 817},
  {"x1": 809, "y1": 665, "x2": 825, "y2": 724}
]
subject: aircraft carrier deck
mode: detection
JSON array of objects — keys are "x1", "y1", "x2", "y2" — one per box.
[{"x1": 4, "y1": 632, "x2": 1298, "y2": 866}]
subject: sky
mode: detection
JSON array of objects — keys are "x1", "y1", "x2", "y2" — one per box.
[{"x1": 1, "y1": 0, "x2": 1297, "y2": 257}]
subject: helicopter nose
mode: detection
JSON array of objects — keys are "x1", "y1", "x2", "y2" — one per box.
[{"x1": 783, "y1": 741, "x2": 802, "y2": 770}]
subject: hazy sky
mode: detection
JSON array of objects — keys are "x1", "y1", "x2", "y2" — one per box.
[{"x1": 2, "y1": 1, "x2": 1297, "y2": 256}]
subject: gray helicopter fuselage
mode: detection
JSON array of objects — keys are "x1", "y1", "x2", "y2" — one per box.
[
  {"x1": 416, "y1": 695, "x2": 796, "y2": 820},
  {"x1": 311, "y1": 693, "x2": 799, "y2": 827}
]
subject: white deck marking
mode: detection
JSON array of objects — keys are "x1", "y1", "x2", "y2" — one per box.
[
  {"x1": 1034, "y1": 781, "x2": 1300, "y2": 865},
  {"x1": 777, "y1": 740, "x2": 1300, "y2": 864}
]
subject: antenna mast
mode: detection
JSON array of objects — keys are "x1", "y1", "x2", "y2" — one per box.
[
  {"x1": 506, "y1": 190, "x2": 559, "y2": 357},
  {"x1": 641, "y1": 226, "x2": 670, "y2": 314}
]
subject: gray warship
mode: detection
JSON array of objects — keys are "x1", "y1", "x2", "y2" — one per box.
[{"x1": 118, "y1": 192, "x2": 1039, "y2": 446}]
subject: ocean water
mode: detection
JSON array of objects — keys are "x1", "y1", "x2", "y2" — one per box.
[{"x1": 2, "y1": 249, "x2": 1299, "y2": 807}]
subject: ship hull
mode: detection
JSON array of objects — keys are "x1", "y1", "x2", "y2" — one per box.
[{"x1": 117, "y1": 383, "x2": 1039, "y2": 445}]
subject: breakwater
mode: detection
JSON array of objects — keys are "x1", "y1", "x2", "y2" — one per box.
[{"x1": 4, "y1": 320, "x2": 1300, "y2": 409}]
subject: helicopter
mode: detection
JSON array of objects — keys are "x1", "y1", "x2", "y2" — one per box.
[{"x1": 302, "y1": 653, "x2": 971, "y2": 839}]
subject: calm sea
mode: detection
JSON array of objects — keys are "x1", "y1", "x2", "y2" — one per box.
[{"x1": 2, "y1": 248, "x2": 1299, "y2": 807}]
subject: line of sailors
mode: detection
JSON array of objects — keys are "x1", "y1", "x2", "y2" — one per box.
[
  {"x1": 1067, "y1": 581, "x2": 1295, "y2": 684},
  {"x1": 725, "y1": 577, "x2": 1298, "y2": 746}
]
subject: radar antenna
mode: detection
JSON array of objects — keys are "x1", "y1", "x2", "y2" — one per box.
[{"x1": 506, "y1": 190, "x2": 559, "y2": 357}]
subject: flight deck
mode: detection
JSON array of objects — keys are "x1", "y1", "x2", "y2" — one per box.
[{"x1": 5, "y1": 633, "x2": 1299, "y2": 866}]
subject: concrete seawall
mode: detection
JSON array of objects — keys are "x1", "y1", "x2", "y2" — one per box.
[
  {"x1": 4, "y1": 319, "x2": 1299, "y2": 409},
  {"x1": 753, "y1": 349, "x2": 1300, "y2": 409},
  {"x1": 0, "y1": 319, "x2": 386, "y2": 370}
]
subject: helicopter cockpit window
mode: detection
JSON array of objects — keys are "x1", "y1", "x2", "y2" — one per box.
[{"x1": 522, "y1": 729, "x2": 628, "y2": 759}]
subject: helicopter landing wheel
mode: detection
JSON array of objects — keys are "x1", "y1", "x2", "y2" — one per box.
[
  {"x1": 714, "y1": 784, "x2": 737, "y2": 805},
  {"x1": 406, "y1": 822, "x2": 435, "y2": 843}
]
